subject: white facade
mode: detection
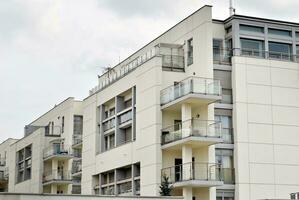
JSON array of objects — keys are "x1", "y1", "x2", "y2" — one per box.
[{"x1": 1, "y1": 5, "x2": 299, "y2": 200}]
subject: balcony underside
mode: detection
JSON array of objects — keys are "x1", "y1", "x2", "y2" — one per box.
[
  {"x1": 72, "y1": 171, "x2": 82, "y2": 177},
  {"x1": 161, "y1": 94, "x2": 221, "y2": 111},
  {"x1": 72, "y1": 142, "x2": 83, "y2": 149},
  {"x1": 173, "y1": 179, "x2": 223, "y2": 188},
  {"x1": 43, "y1": 154, "x2": 73, "y2": 162},
  {"x1": 42, "y1": 180, "x2": 72, "y2": 186},
  {"x1": 162, "y1": 136, "x2": 223, "y2": 150}
]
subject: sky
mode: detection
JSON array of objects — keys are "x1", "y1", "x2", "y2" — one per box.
[{"x1": 1, "y1": 0, "x2": 299, "y2": 143}]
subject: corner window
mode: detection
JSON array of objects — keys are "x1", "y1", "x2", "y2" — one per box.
[
  {"x1": 269, "y1": 42, "x2": 292, "y2": 60},
  {"x1": 187, "y1": 38, "x2": 193, "y2": 66},
  {"x1": 240, "y1": 24, "x2": 264, "y2": 33},
  {"x1": 268, "y1": 28, "x2": 292, "y2": 37}
]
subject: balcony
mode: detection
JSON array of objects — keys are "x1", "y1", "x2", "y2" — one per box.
[
  {"x1": 43, "y1": 170, "x2": 72, "y2": 185},
  {"x1": 234, "y1": 48, "x2": 299, "y2": 63},
  {"x1": 161, "y1": 119, "x2": 223, "y2": 150},
  {"x1": 118, "y1": 110, "x2": 132, "y2": 129},
  {"x1": 72, "y1": 160, "x2": 82, "y2": 176},
  {"x1": 213, "y1": 48, "x2": 232, "y2": 65},
  {"x1": 162, "y1": 55, "x2": 184, "y2": 72},
  {"x1": 161, "y1": 162, "x2": 223, "y2": 188},
  {"x1": 160, "y1": 77, "x2": 222, "y2": 110},
  {"x1": 72, "y1": 134, "x2": 83, "y2": 148},
  {"x1": 222, "y1": 168, "x2": 235, "y2": 184},
  {"x1": 103, "y1": 118, "x2": 115, "y2": 134},
  {"x1": 43, "y1": 145, "x2": 73, "y2": 161}
]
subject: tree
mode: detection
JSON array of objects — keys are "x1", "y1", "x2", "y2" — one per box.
[{"x1": 159, "y1": 174, "x2": 173, "y2": 196}]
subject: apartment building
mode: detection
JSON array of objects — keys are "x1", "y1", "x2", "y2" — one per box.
[
  {"x1": 2, "y1": 97, "x2": 83, "y2": 194},
  {"x1": 1, "y1": 5, "x2": 299, "y2": 200}
]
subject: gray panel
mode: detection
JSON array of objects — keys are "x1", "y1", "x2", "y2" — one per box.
[{"x1": 215, "y1": 108, "x2": 232, "y2": 116}]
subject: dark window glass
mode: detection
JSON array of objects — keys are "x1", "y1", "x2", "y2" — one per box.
[
  {"x1": 187, "y1": 38, "x2": 193, "y2": 66},
  {"x1": 240, "y1": 24, "x2": 264, "y2": 33},
  {"x1": 269, "y1": 42, "x2": 292, "y2": 60},
  {"x1": 296, "y1": 32, "x2": 299, "y2": 39},
  {"x1": 268, "y1": 28, "x2": 292, "y2": 37},
  {"x1": 74, "y1": 115, "x2": 83, "y2": 135}
]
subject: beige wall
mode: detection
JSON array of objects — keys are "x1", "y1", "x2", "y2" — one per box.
[{"x1": 232, "y1": 56, "x2": 299, "y2": 200}]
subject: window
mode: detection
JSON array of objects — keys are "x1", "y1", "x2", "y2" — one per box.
[
  {"x1": 109, "y1": 108, "x2": 115, "y2": 116},
  {"x1": 240, "y1": 38, "x2": 265, "y2": 57},
  {"x1": 296, "y1": 32, "x2": 299, "y2": 39},
  {"x1": 216, "y1": 149, "x2": 234, "y2": 184},
  {"x1": 269, "y1": 42, "x2": 292, "y2": 60},
  {"x1": 217, "y1": 190, "x2": 234, "y2": 200},
  {"x1": 16, "y1": 145, "x2": 32, "y2": 183},
  {"x1": 215, "y1": 115, "x2": 233, "y2": 143},
  {"x1": 104, "y1": 134, "x2": 115, "y2": 151},
  {"x1": 74, "y1": 115, "x2": 83, "y2": 135},
  {"x1": 124, "y1": 99, "x2": 132, "y2": 109},
  {"x1": 240, "y1": 24, "x2": 264, "y2": 33},
  {"x1": 268, "y1": 28, "x2": 292, "y2": 37},
  {"x1": 187, "y1": 38, "x2": 193, "y2": 66},
  {"x1": 61, "y1": 116, "x2": 64, "y2": 133},
  {"x1": 296, "y1": 45, "x2": 299, "y2": 55}
]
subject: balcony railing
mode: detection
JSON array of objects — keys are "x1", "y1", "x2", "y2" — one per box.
[
  {"x1": 43, "y1": 145, "x2": 72, "y2": 159},
  {"x1": 161, "y1": 119, "x2": 222, "y2": 145},
  {"x1": 102, "y1": 186, "x2": 115, "y2": 195},
  {"x1": 162, "y1": 55, "x2": 184, "y2": 71},
  {"x1": 73, "y1": 134, "x2": 83, "y2": 146},
  {"x1": 72, "y1": 160, "x2": 82, "y2": 174},
  {"x1": 161, "y1": 77, "x2": 222, "y2": 106},
  {"x1": 213, "y1": 48, "x2": 232, "y2": 65},
  {"x1": 118, "y1": 181, "x2": 132, "y2": 195},
  {"x1": 43, "y1": 170, "x2": 72, "y2": 183},
  {"x1": 234, "y1": 48, "x2": 299, "y2": 62},
  {"x1": 161, "y1": 162, "x2": 222, "y2": 184}
]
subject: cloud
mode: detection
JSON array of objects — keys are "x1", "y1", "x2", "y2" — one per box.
[{"x1": 0, "y1": 0, "x2": 298, "y2": 143}]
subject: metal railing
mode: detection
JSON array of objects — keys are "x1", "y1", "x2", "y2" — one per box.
[
  {"x1": 73, "y1": 134, "x2": 83, "y2": 146},
  {"x1": 162, "y1": 55, "x2": 184, "y2": 71},
  {"x1": 72, "y1": 160, "x2": 82, "y2": 174},
  {"x1": 161, "y1": 77, "x2": 222, "y2": 106},
  {"x1": 234, "y1": 48, "x2": 299, "y2": 62},
  {"x1": 213, "y1": 48, "x2": 232, "y2": 65},
  {"x1": 161, "y1": 119, "x2": 222, "y2": 145},
  {"x1": 43, "y1": 170, "x2": 72, "y2": 183},
  {"x1": 43, "y1": 144, "x2": 72, "y2": 159},
  {"x1": 161, "y1": 162, "x2": 222, "y2": 183}
]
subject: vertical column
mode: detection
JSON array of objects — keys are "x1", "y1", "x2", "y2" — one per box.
[
  {"x1": 183, "y1": 187, "x2": 193, "y2": 200},
  {"x1": 181, "y1": 103, "x2": 192, "y2": 138},
  {"x1": 114, "y1": 169, "x2": 118, "y2": 195},
  {"x1": 232, "y1": 21, "x2": 240, "y2": 55},
  {"x1": 98, "y1": 105, "x2": 104, "y2": 153}
]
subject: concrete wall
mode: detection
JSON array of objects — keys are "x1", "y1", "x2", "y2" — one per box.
[{"x1": 232, "y1": 56, "x2": 299, "y2": 200}]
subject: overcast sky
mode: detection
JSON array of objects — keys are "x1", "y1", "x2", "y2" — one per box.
[{"x1": 1, "y1": 0, "x2": 299, "y2": 143}]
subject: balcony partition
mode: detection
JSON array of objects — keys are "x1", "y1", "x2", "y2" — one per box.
[
  {"x1": 160, "y1": 77, "x2": 222, "y2": 106},
  {"x1": 161, "y1": 119, "x2": 222, "y2": 145}
]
